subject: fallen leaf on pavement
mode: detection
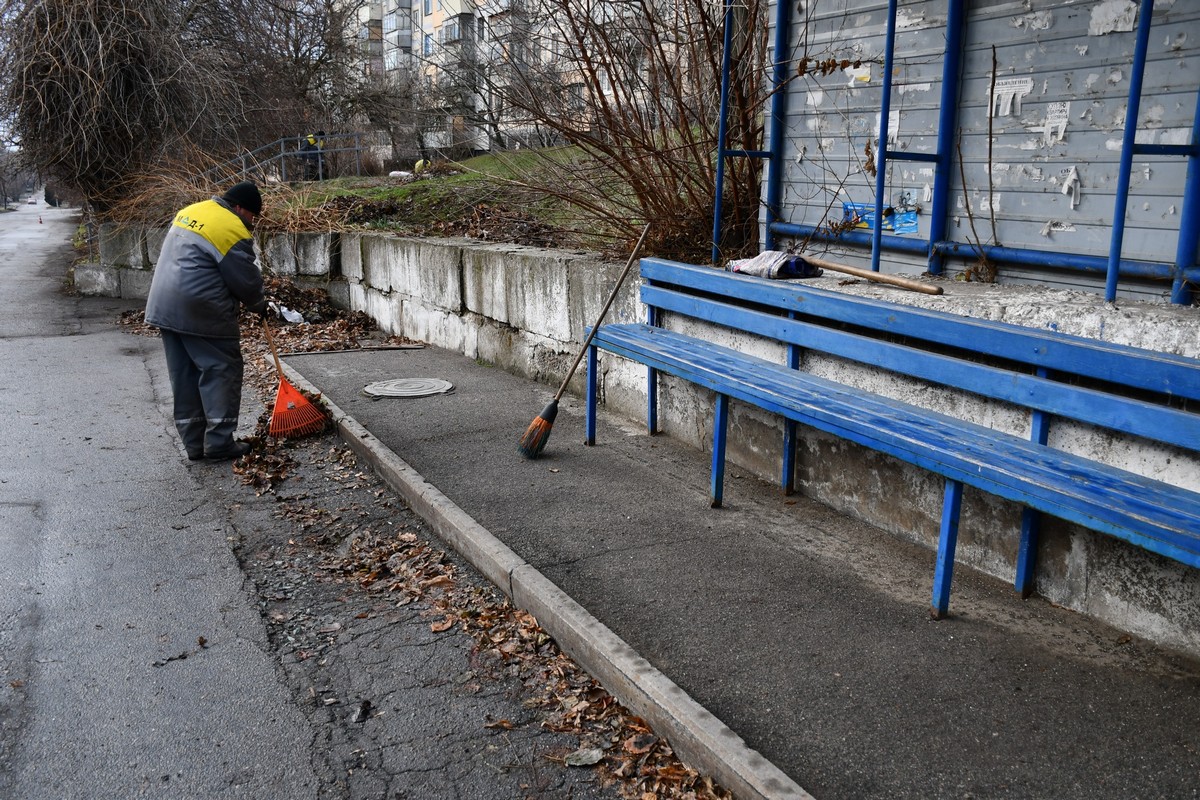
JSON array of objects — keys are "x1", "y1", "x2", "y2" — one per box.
[
  {"x1": 564, "y1": 747, "x2": 606, "y2": 767},
  {"x1": 624, "y1": 734, "x2": 658, "y2": 754}
]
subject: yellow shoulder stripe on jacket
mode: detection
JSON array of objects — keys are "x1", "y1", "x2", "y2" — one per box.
[{"x1": 171, "y1": 199, "x2": 250, "y2": 256}]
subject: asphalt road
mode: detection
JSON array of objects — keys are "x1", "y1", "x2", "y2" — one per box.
[{"x1": 0, "y1": 199, "x2": 625, "y2": 800}]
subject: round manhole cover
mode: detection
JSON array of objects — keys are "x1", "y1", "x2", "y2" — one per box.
[{"x1": 362, "y1": 378, "x2": 455, "y2": 398}]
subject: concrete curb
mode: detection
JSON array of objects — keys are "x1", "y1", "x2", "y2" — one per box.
[{"x1": 284, "y1": 363, "x2": 813, "y2": 800}]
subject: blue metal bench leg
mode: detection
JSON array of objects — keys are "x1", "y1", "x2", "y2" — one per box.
[
  {"x1": 1016, "y1": 398, "x2": 1050, "y2": 598},
  {"x1": 647, "y1": 366, "x2": 658, "y2": 435},
  {"x1": 1015, "y1": 508, "x2": 1041, "y2": 599},
  {"x1": 585, "y1": 345, "x2": 598, "y2": 445},
  {"x1": 710, "y1": 394, "x2": 729, "y2": 508},
  {"x1": 931, "y1": 478, "x2": 964, "y2": 619},
  {"x1": 782, "y1": 420, "x2": 797, "y2": 495},
  {"x1": 783, "y1": 339, "x2": 801, "y2": 495},
  {"x1": 647, "y1": 306, "x2": 658, "y2": 436}
]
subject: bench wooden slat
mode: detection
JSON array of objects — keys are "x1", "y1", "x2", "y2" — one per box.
[
  {"x1": 641, "y1": 285, "x2": 1200, "y2": 452},
  {"x1": 642, "y1": 258, "x2": 1200, "y2": 403},
  {"x1": 593, "y1": 324, "x2": 1200, "y2": 565}
]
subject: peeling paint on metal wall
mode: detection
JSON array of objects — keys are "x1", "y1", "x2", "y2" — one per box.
[{"x1": 773, "y1": 0, "x2": 1199, "y2": 287}]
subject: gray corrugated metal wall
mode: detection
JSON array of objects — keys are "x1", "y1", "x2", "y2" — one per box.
[{"x1": 766, "y1": 0, "x2": 1198, "y2": 300}]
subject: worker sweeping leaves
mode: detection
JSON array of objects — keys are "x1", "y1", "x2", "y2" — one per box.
[{"x1": 144, "y1": 181, "x2": 269, "y2": 461}]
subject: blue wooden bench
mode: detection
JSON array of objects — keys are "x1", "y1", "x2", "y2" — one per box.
[{"x1": 584, "y1": 258, "x2": 1200, "y2": 618}]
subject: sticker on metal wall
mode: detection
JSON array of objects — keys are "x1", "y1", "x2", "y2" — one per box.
[
  {"x1": 842, "y1": 202, "x2": 919, "y2": 235},
  {"x1": 876, "y1": 110, "x2": 901, "y2": 148},
  {"x1": 1012, "y1": 11, "x2": 1053, "y2": 30},
  {"x1": 992, "y1": 78, "x2": 1034, "y2": 117},
  {"x1": 1059, "y1": 166, "x2": 1081, "y2": 209},
  {"x1": 1040, "y1": 221, "x2": 1077, "y2": 237},
  {"x1": 844, "y1": 64, "x2": 871, "y2": 86},
  {"x1": 1089, "y1": 0, "x2": 1139, "y2": 36},
  {"x1": 1043, "y1": 102, "x2": 1070, "y2": 145}
]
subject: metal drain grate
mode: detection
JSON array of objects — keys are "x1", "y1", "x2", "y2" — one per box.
[{"x1": 362, "y1": 378, "x2": 455, "y2": 399}]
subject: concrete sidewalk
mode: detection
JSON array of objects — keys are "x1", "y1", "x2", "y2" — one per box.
[{"x1": 285, "y1": 344, "x2": 1200, "y2": 800}]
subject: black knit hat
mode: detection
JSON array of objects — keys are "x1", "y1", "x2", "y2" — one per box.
[{"x1": 222, "y1": 181, "x2": 262, "y2": 216}]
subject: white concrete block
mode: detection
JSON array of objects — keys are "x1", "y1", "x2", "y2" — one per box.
[
  {"x1": 295, "y1": 233, "x2": 332, "y2": 277},
  {"x1": 98, "y1": 224, "x2": 144, "y2": 269},
  {"x1": 341, "y1": 233, "x2": 364, "y2": 282},
  {"x1": 73, "y1": 263, "x2": 121, "y2": 297}
]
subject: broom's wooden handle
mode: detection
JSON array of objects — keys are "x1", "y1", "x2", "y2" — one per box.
[
  {"x1": 802, "y1": 255, "x2": 943, "y2": 295},
  {"x1": 262, "y1": 317, "x2": 286, "y2": 376},
  {"x1": 552, "y1": 223, "x2": 652, "y2": 401}
]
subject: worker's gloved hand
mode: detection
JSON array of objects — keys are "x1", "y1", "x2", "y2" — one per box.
[{"x1": 250, "y1": 299, "x2": 271, "y2": 319}]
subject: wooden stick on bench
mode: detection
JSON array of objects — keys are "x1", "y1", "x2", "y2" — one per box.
[{"x1": 801, "y1": 255, "x2": 944, "y2": 296}]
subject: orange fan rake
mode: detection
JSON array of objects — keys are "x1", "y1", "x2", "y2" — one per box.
[{"x1": 262, "y1": 319, "x2": 327, "y2": 438}]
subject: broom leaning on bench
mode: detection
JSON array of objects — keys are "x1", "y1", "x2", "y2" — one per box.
[{"x1": 518, "y1": 224, "x2": 651, "y2": 459}]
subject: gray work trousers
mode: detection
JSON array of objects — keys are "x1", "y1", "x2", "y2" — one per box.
[{"x1": 160, "y1": 330, "x2": 244, "y2": 457}]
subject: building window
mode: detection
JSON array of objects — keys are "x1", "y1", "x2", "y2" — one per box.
[
  {"x1": 423, "y1": 33, "x2": 433, "y2": 55},
  {"x1": 423, "y1": 0, "x2": 431, "y2": 15}
]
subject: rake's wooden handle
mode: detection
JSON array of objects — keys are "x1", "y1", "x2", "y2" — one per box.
[
  {"x1": 262, "y1": 317, "x2": 286, "y2": 376},
  {"x1": 803, "y1": 255, "x2": 944, "y2": 295}
]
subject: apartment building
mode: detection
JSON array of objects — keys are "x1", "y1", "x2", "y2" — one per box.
[
  {"x1": 361, "y1": 0, "x2": 600, "y2": 156},
  {"x1": 357, "y1": 0, "x2": 490, "y2": 155}
]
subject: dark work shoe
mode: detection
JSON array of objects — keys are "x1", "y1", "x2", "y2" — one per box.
[
  {"x1": 205, "y1": 441, "x2": 252, "y2": 461},
  {"x1": 187, "y1": 449, "x2": 204, "y2": 461}
]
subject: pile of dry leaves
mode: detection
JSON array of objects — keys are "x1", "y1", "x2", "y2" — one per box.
[{"x1": 118, "y1": 277, "x2": 410, "y2": 494}]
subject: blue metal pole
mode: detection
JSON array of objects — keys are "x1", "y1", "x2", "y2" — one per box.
[
  {"x1": 769, "y1": 220, "x2": 1198, "y2": 283},
  {"x1": 1104, "y1": 0, "x2": 1156, "y2": 302},
  {"x1": 585, "y1": 345, "x2": 598, "y2": 445},
  {"x1": 934, "y1": 239, "x2": 1185, "y2": 280},
  {"x1": 646, "y1": 303, "x2": 658, "y2": 435},
  {"x1": 870, "y1": 0, "x2": 899, "y2": 272},
  {"x1": 1171, "y1": 87, "x2": 1200, "y2": 305},
  {"x1": 783, "y1": 319, "x2": 800, "y2": 495},
  {"x1": 927, "y1": 0, "x2": 967, "y2": 275},
  {"x1": 1015, "y1": 368, "x2": 1051, "y2": 599},
  {"x1": 711, "y1": 0, "x2": 735, "y2": 266},
  {"x1": 763, "y1": 0, "x2": 792, "y2": 252},
  {"x1": 771, "y1": 221, "x2": 932, "y2": 255}
]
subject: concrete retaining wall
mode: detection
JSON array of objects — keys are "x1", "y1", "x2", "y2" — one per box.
[{"x1": 87, "y1": 222, "x2": 1200, "y2": 656}]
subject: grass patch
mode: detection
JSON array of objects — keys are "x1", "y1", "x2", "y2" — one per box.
[{"x1": 284, "y1": 148, "x2": 606, "y2": 250}]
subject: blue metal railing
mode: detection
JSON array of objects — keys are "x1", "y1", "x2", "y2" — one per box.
[
  {"x1": 1105, "y1": 0, "x2": 1157, "y2": 302},
  {"x1": 869, "y1": 0, "x2": 899, "y2": 273},
  {"x1": 722, "y1": 0, "x2": 1200, "y2": 304},
  {"x1": 711, "y1": 0, "x2": 790, "y2": 264}
]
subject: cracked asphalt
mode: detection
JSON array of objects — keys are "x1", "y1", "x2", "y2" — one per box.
[
  {"x1": 222, "y1": 438, "x2": 622, "y2": 800},
  {"x1": 0, "y1": 202, "x2": 628, "y2": 799}
]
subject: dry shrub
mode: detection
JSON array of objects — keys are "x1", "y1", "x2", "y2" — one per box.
[
  {"x1": 478, "y1": 0, "x2": 769, "y2": 263},
  {"x1": 102, "y1": 166, "x2": 352, "y2": 238}
]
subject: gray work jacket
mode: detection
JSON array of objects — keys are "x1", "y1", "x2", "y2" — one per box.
[{"x1": 145, "y1": 197, "x2": 265, "y2": 339}]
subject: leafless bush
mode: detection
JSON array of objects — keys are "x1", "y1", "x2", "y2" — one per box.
[
  {"x1": 473, "y1": 0, "x2": 768, "y2": 261},
  {"x1": 0, "y1": 0, "x2": 241, "y2": 209},
  {"x1": 0, "y1": 0, "x2": 403, "y2": 214}
]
